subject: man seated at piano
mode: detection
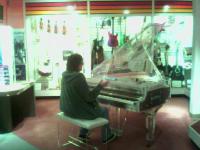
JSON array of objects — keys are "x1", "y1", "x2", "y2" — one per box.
[{"x1": 60, "y1": 53, "x2": 117, "y2": 144}]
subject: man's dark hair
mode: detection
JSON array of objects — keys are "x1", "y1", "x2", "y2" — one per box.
[{"x1": 67, "y1": 53, "x2": 83, "y2": 72}]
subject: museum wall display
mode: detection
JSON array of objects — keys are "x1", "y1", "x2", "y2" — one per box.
[
  {"x1": 23, "y1": 0, "x2": 192, "y2": 96},
  {"x1": 26, "y1": 14, "x2": 90, "y2": 93}
]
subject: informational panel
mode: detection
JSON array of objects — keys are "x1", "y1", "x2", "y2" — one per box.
[
  {"x1": 14, "y1": 30, "x2": 26, "y2": 81},
  {"x1": 0, "y1": 5, "x2": 3, "y2": 20}
]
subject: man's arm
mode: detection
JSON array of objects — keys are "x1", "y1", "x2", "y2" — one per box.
[{"x1": 75, "y1": 74, "x2": 108, "y2": 103}]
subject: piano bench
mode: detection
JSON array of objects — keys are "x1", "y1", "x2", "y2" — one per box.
[{"x1": 57, "y1": 112, "x2": 109, "y2": 150}]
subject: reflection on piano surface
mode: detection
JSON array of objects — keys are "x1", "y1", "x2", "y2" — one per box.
[{"x1": 87, "y1": 22, "x2": 170, "y2": 145}]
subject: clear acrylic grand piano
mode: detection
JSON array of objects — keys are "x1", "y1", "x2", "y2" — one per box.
[{"x1": 87, "y1": 22, "x2": 170, "y2": 145}]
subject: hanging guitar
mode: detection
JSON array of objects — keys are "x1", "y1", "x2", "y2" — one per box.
[
  {"x1": 163, "y1": 44, "x2": 172, "y2": 77},
  {"x1": 154, "y1": 44, "x2": 164, "y2": 73},
  {"x1": 108, "y1": 17, "x2": 118, "y2": 50},
  {"x1": 170, "y1": 45, "x2": 184, "y2": 81},
  {"x1": 62, "y1": 21, "x2": 67, "y2": 35},
  {"x1": 54, "y1": 21, "x2": 58, "y2": 34},
  {"x1": 39, "y1": 18, "x2": 43, "y2": 30},
  {"x1": 91, "y1": 22, "x2": 104, "y2": 69},
  {"x1": 122, "y1": 16, "x2": 129, "y2": 44},
  {"x1": 47, "y1": 20, "x2": 51, "y2": 33},
  {"x1": 108, "y1": 32, "x2": 118, "y2": 47},
  {"x1": 92, "y1": 38, "x2": 104, "y2": 65}
]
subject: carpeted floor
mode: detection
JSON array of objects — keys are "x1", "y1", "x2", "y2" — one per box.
[{"x1": 11, "y1": 96, "x2": 199, "y2": 150}]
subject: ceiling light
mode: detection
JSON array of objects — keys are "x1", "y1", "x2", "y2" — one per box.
[
  {"x1": 163, "y1": 5, "x2": 170, "y2": 12},
  {"x1": 123, "y1": 10, "x2": 130, "y2": 15}
]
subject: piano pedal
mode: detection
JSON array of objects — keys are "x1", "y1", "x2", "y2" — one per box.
[
  {"x1": 111, "y1": 128, "x2": 123, "y2": 137},
  {"x1": 146, "y1": 140, "x2": 154, "y2": 147},
  {"x1": 116, "y1": 129, "x2": 123, "y2": 137}
]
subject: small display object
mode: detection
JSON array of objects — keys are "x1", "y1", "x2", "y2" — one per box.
[
  {"x1": 0, "y1": 65, "x2": 9, "y2": 85},
  {"x1": 63, "y1": 50, "x2": 73, "y2": 61},
  {"x1": 15, "y1": 65, "x2": 26, "y2": 81}
]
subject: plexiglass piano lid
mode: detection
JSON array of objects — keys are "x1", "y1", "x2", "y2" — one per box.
[{"x1": 88, "y1": 23, "x2": 167, "y2": 94}]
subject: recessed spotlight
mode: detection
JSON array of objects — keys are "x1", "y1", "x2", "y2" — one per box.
[
  {"x1": 163, "y1": 5, "x2": 170, "y2": 12},
  {"x1": 66, "y1": 5, "x2": 75, "y2": 11},
  {"x1": 123, "y1": 10, "x2": 130, "y2": 14}
]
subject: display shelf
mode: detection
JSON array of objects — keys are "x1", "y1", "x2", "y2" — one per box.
[
  {"x1": 188, "y1": 119, "x2": 200, "y2": 149},
  {"x1": 0, "y1": 82, "x2": 35, "y2": 133},
  {"x1": 35, "y1": 89, "x2": 60, "y2": 97},
  {"x1": 184, "y1": 55, "x2": 192, "y2": 61},
  {"x1": 171, "y1": 87, "x2": 190, "y2": 97}
]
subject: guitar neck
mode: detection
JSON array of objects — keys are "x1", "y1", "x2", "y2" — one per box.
[
  {"x1": 175, "y1": 43, "x2": 180, "y2": 67},
  {"x1": 164, "y1": 51, "x2": 168, "y2": 66}
]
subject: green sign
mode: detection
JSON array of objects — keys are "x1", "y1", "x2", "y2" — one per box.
[{"x1": 0, "y1": 5, "x2": 3, "y2": 20}]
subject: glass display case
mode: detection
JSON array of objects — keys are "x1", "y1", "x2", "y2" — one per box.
[
  {"x1": 25, "y1": 14, "x2": 90, "y2": 96},
  {"x1": 0, "y1": 25, "x2": 14, "y2": 85}
]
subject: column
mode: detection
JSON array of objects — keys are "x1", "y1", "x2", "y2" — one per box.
[{"x1": 190, "y1": 0, "x2": 200, "y2": 117}]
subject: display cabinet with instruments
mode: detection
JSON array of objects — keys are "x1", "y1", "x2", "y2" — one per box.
[{"x1": 25, "y1": 15, "x2": 90, "y2": 96}]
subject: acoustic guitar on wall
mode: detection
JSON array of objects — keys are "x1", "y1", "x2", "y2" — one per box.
[
  {"x1": 163, "y1": 44, "x2": 172, "y2": 77},
  {"x1": 62, "y1": 21, "x2": 67, "y2": 35},
  {"x1": 54, "y1": 21, "x2": 58, "y2": 34},
  {"x1": 47, "y1": 20, "x2": 51, "y2": 33},
  {"x1": 39, "y1": 18, "x2": 43, "y2": 30},
  {"x1": 170, "y1": 45, "x2": 184, "y2": 81}
]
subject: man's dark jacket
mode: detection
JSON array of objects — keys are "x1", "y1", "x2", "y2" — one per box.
[{"x1": 60, "y1": 71, "x2": 102, "y2": 120}]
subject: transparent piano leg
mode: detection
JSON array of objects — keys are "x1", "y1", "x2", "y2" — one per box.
[
  {"x1": 144, "y1": 106, "x2": 161, "y2": 147},
  {"x1": 111, "y1": 107, "x2": 127, "y2": 137},
  {"x1": 145, "y1": 112, "x2": 156, "y2": 143}
]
